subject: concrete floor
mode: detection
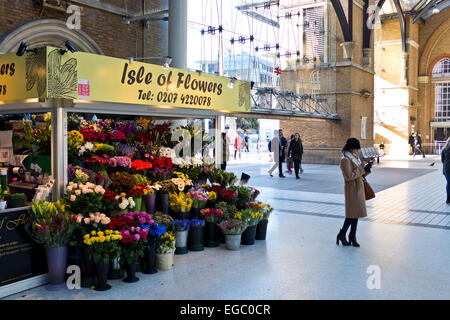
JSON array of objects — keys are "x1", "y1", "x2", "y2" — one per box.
[{"x1": 4, "y1": 156, "x2": 450, "y2": 300}]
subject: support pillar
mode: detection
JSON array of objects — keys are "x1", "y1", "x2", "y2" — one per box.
[
  {"x1": 168, "y1": 0, "x2": 187, "y2": 69},
  {"x1": 400, "y1": 52, "x2": 408, "y2": 85},
  {"x1": 51, "y1": 103, "x2": 67, "y2": 201},
  {"x1": 214, "y1": 115, "x2": 224, "y2": 168},
  {"x1": 362, "y1": 48, "x2": 373, "y2": 68}
]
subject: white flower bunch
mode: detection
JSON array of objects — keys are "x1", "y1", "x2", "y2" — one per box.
[
  {"x1": 115, "y1": 195, "x2": 136, "y2": 210},
  {"x1": 78, "y1": 142, "x2": 94, "y2": 156},
  {"x1": 159, "y1": 147, "x2": 176, "y2": 159},
  {"x1": 172, "y1": 156, "x2": 192, "y2": 168}
]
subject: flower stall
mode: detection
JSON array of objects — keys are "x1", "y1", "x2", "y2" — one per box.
[{"x1": 0, "y1": 46, "x2": 273, "y2": 297}]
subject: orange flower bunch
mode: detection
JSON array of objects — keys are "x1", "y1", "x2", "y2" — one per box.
[
  {"x1": 131, "y1": 160, "x2": 153, "y2": 172},
  {"x1": 129, "y1": 183, "x2": 149, "y2": 197}
]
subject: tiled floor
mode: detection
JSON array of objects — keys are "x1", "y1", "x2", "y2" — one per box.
[{"x1": 3, "y1": 156, "x2": 450, "y2": 300}]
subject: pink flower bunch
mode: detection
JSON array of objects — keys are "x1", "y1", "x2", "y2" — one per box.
[
  {"x1": 200, "y1": 208, "x2": 223, "y2": 222},
  {"x1": 123, "y1": 211, "x2": 154, "y2": 226},
  {"x1": 189, "y1": 189, "x2": 209, "y2": 202},
  {"x1": 119, "y1": 226, "x2": 149, "y2": 244},
  {"x1": 108, "y1": 156, "x2": 132, "y2": 168}
]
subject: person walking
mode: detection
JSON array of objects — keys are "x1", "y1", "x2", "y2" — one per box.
[
  {"x1": 288, "y1": 133, "x2": 304, "y2": 179},
  {"x1": 286, "y1": 135, "x2": 294, "y2": 175},
  {"x1": 336, "y1": 138, "x2": 372, "y2": 247},
  {"x1": 221, "y1": 132, "x2": 230, "y2": 171},
  {"x1": 409, "y1": 134, "x2": 415, "y2": 154},
  {"x1": 441, "y1": 137, "x2": 450, "y2": 204},
  {"x1": 244, "y1": 135, "x2": 249, "y2": 152},
  {"x1": 413, "y1": 132, "x2": 425, "y2": 158},
  {"x1": 234, "y1": 134, "x2": 242, "y2": 160},
  {"x1": 268, "y1": 129, "x2": 287, "y2": 178}
]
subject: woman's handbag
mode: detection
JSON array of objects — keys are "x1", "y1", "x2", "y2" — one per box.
[{"x1": 363, "y1": 178, "x2": 375, "y2": 200}]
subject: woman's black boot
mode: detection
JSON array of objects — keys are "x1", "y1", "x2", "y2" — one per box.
[
  {"x1": 348, "y1": 230, "x2": 360, "y2": 247},
  {"x1": 336, "y1": 229, "x2": 350, "y2": 246}
]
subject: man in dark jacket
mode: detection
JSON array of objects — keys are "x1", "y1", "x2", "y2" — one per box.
[
  {"x1": 441, "y1": 138, "x2": 450, "y2": 203},
  {"x1": 288, "y1": 132, "x2": 304, "y2": 179},
  {"x1": 409, "y1": 134, "x2": 415, "y2": 154},
  {"x1": 268, "y1": 129, "x2": 287, "y2": 178},
  {"x1": 413, "y1": 132, "x2": 425, "y2": 158}
]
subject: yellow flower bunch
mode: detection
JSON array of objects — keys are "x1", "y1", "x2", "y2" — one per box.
[
  {"x1": 158, "y1": 231, "x2": 176, "y2": 254},
  {"x1": 234, "y1": 212, "x2": 242, "y2": 220},
  {"x1": 83, "y1": 230, "x2": 122, "y2": 245},
  {"x1": 208, "y1": 191, "x2": 217, "y2": 201},
  {"x1": 168, "y1": 191, "x2": 193, "y2": 212},
  {"x1": 236, "y1": 209, "x2": 263, "y2": 226},
  {"x1": 68, "y1": 130, "x2": 84, "y2": 145}
]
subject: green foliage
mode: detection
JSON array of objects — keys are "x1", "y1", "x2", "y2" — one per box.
[
  {"x1": 229, "y1": 186, "x2": 252, "y2": 209},
  {"x1": 215, "y1": 201, "x2": 238, "y2": 221},
  {"x1": 6, "y1": 193, "x2": 26, "y2": 200},
  {"x1": 207, "y1": 168, "x2": 237, "y2": 187}
]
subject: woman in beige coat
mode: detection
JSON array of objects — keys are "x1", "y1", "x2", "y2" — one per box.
[{"x1": 336, "y1": 138, "x2": 372, "y2": 247}]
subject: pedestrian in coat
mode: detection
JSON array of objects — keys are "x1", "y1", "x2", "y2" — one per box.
[
  {"x1": 413, "y1": 132, "x2": 425, "y2": 158},
  {"x1": 268, "y1": 129, "x2": 287, "y2": 178},
  {"x1": 286, "y1": 135, "x2": 294, "y2": 175},
  {"x1": 288, "y1": 133, "x2": 304, "y2": 179},
  {"x1": 409, "y1": 134, "x2": 415, "y2": 154},
  {"x1": 441, "y1": 137, "x2": 450, "y2": 204},
  {"x1": 336, "y1": 138, "x2": 372, "y2": 247}
]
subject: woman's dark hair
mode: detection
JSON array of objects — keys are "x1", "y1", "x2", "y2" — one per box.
[{"x1": 342, "y1": 138, "x2": 361, "y2": 152}]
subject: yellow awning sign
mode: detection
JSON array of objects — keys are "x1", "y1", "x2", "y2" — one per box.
[
  {"x1": 0, "y1": 48, "x2": 46, "y2": 102},
  {"x1": 0, "y1": 46, "x2": 251, "y2": 113}
]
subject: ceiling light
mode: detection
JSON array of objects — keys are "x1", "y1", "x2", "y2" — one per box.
[
  {"x1": 65, "y1": 41, "x2": 78, "y2": 53},
  {"x1": 432, "y1": 7, "x2": 440, "y2": 14},
  {"x1": 16, "y1": 42, "x2": 27, "y2": 56}
]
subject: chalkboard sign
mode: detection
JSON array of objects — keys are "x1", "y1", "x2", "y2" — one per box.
[{"x1": 0, "y1": 207, "x2": 47, "y2": 287}]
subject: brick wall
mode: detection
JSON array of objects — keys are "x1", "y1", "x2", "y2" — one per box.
[{"x1": 0, "y1": 0, "x2": 168, "y2": 59}]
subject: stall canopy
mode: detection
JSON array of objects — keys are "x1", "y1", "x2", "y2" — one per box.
[{"x1": 0, "y1": 46, "x2": 251, "y2": 113}]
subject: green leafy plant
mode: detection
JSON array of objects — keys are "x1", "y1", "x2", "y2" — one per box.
[
  {"x1": 229, "y1": 186, "x2": 252, "y2": 209},
  {"x1": 215, "y1": 201, "x2": 238, "y2": 220},
  {"x1": 6, "y1": 193, "x2": 26, "y2": 200},
  {"x1": 207, "y1": 168, "x2": 237, "y2": 187}
]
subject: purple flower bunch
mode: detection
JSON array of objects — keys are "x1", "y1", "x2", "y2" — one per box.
[
  {"x1": 116, "y1": 143, "x2": 137, "y2": 157},
  {"x1": 119, "y1": 226, "x2": 149, "y2": 244},
  {"x1": 116, "y1": 121, "x2": 137, "y2": 134},
  {"x1": 68, "y1": 164, "x2": 95, "y2": 182}
]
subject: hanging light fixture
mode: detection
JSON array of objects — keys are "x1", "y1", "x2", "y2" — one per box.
[{"x1": 162, "y1": 56, "x2": 172, "y2": 69}]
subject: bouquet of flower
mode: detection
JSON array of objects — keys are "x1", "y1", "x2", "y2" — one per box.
[
  {"x1": 0, "y1": 190, "x2": 8, "y2": 201},
  {"x1": 234, "y1": 208, "x2": 263, "y2": 226},
  {"x1": 68, "y1": 165, "x2": 95, "y2": 183},
  {"x1": 148, "y1": 167, "x2": 174, "y2": 182},
  {"x1": 141, "y1": 222, "x2": 166, "y2": 244},
  {"x1": 114, "y1": 193, "x2": 136, "y2": 211},
  {"x1": 207, "y1": 168, "x2": 238, "y2": 187},
  {"x1": 68, "y1": 130, "x2": 84, "y2": 163},
  {"x1": 108, "y1": 215, "x2": 137, "y2": 230},
  {"x1": 145, "y1": 183, "x2": 161, "y2": 196},
  {"x1": 158, "y1": 179, "x2": 177, "y2": 193},
  {"x1": 108, "y1": 156, "x2": 132, "y2": 169},
  {"x1": 215, "y1": 201, "x2": 238, "y2": 220},
  {"x1": 171, "y1": 171, "x2": 193, "y2": 192},
  {"x1": 22, "y1": 113, "x2": 52, "y2": 155},
  {"x1": 189, "y1": 218, "x2": 205, "y2": 228},
  {"x1": 109, "y1": 172, "x2": 137, "y2": 194},
  {"x1": 80, "y1": 128, "x2": 108, "y2": 143},
  {"x1": 189, "y1": 188, "x2": 209, "y2": 209},
  {"x1": 94, "y1": 171, "x2": 111, "y2": 188},
  {"x1": 75, "y1": 212, "x2": 111, "y2": 235},
  {"x1": 84, "y1": 154, "x2": 110, "y2": 172},
  {"x1": 169, "y1": 219, "x2": 190, "y2": 232},
  {"x1": 168, "y1": 191, "x2": 193, "y2": 212},
  {"x1": 93, "y1": 143, "x2": 115, "y2": 156},
  {"x1": 217, "y1": 219, "x2": 248, "y2": 235},
  {"x1": 119, "y1": 226, "x2": 149, "y2": 264},
  {"x1": 83, "y1": 230, "x2": 122, "y2": 263},
  {"x1": 132, "y1": 174, "x2": 150, "y2": 185},
  {"x1": 64, "y1": 182, "x2": 105, "y2": 215},
  {"x1": 78, "y1": 141, "x2": 94, "y2": 159},
  {"x1": 248, "y1": 186, "x2": 260, "y2": 201},
  {"x1": 129, "y1": 184, "x2": 149, "y2": 198},
  {"x1": 30, "y1": 200, "x2": 78, "y2": 247},
  {"x1": 229, "y1": 186, "x2": 253, "y2": 209},
  {"x1": 200, "y1": 208, "x2": 223, "y2": 223},
  {"x1": 131, "y1": 160, "x2": 153, "y2": 172},
  {"x1": 109, "y1": 130, "x2": 127, "y2": 142},
  {"x1": 245, "y1": 201, "x2": 266, "y2": 213},
  {"x1": 261, "y1": 203, "x2": 273, "y2": 221},
  {"x1": 152, "y1": 211, "x2": 174, "y2": 226},
  {"x1": 123, "y1": 211, "x2": 154, "y2": 226},
  {"x1": 157, "y1": 231, "x2": 176, "y2": 254}
]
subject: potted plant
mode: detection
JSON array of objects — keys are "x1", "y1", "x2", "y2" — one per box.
[
  {"x1": 188, "y1": 218, "x2": 205, "y2": 251},
  {"x1": 254, "y1": 203, "x2": 272, "y2": 240},
  {"x1": 129, "y1": 183, "x2": 148, "y2": 212},
  {"x1": 169, "y1": 219, "x2": 191, "y2": 254},
  {"x1": 156, "y1": 231, "x2": 176, "y2": 270},
  {"x1": 73, "y1": 212, "x2": 111, "y2": 287},
  {"x1": 83, "y1": 229, "x2": 122, "y2": 291},
  {"x1": 6, "y1": 192, "x2": 26, "y2": 208},
  {"x1": 237, "y1": 208, "x2": 263, "y2": 245},
  {"x1": 108, "y1": 215, "x2": 138, "y2": 279},
  {"x1": 168, "y1": 191, "x2": 193, "y2": 220},
  {"x1": 30, "y1": 200, "x2": 77, "y2": 290},
  {"x1": 217, "y1": 219, "x2": 248, "y2": 251},
  {"x1": 0, "y1": 190, "x2": 8, "y2": 210},
  {"x1": 141, "y1": 222, "x2": 166, "y2": 274},
  {"x1": 142, "y1": 183, "x2": 161, "y2": 215},
  {"x1": 189, "y1": 188, "x2": 209, "y2": 219},
  {"x1": 119, "y1": 226, "x2": 149, "y2": 283},
  {"x1": 200, "y1": 208, "x2": 223, "y2": 247}
]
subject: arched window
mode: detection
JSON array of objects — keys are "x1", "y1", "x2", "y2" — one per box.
[
  {"x1": 310, "y1": 70, "x2": 320, "y2": 95},
  {"x1": 433, "y1": 58, "x2": 450, "y2": 122}
]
